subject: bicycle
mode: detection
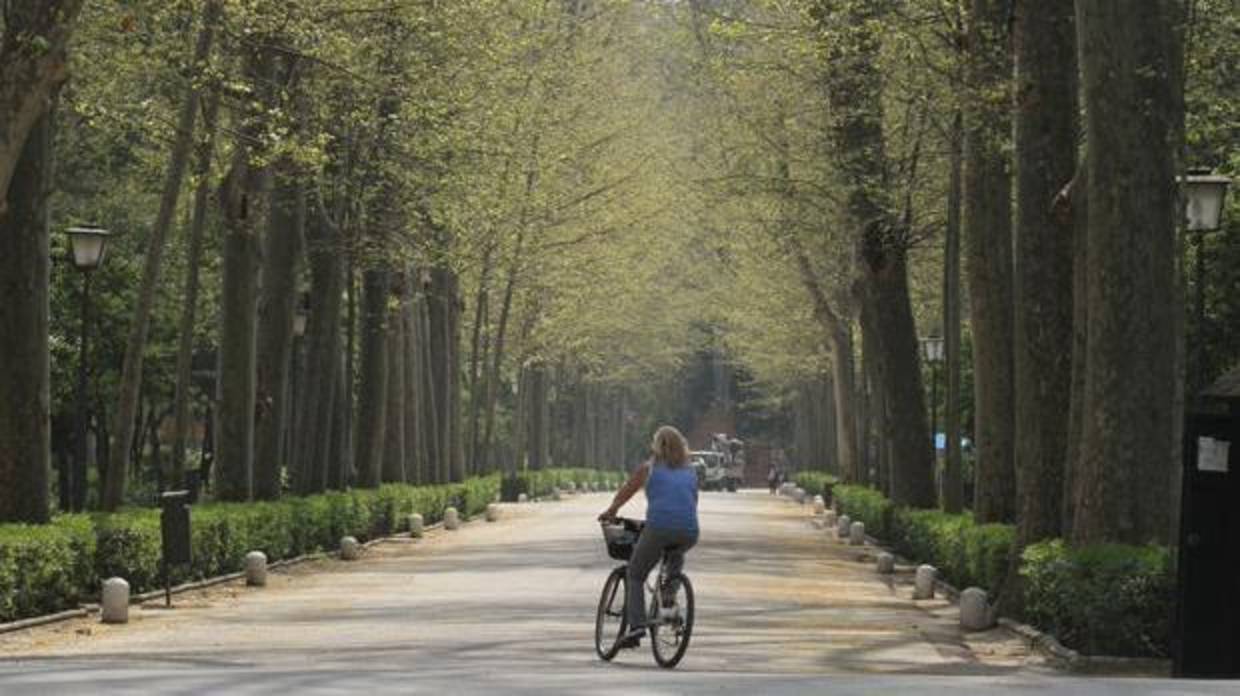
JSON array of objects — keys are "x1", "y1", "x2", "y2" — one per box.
[{"x1": 594, "y1": 517, "x2": 695, "y2": 668}]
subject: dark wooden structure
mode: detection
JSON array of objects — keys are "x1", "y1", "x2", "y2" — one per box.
[{"x1": 1174, "y1": 366, "x2": 1240, "y2": 678}]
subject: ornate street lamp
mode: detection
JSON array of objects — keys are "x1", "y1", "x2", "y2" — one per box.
[
  {"x1": 67, "y1": 225, "x2": 111, "y2": 270},
  {"x1": 1183, "y1": 172, "x2": 1231, "y2": 233},
  {"x1": 920, "y1": 334, "x2": 945, "y2": 458},
  {"x1": 66, "y1": 225, "x2": 111, "y2": 512},
  {"x1": 1180, "y1": 171, "x2": 1232, "y2": 393}
]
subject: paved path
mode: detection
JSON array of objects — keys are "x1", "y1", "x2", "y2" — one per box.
[{"x1": 0, "y1": 491, "x2": 1232, "y2": 694}]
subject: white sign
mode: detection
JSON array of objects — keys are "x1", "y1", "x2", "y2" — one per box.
[{"x1": 1197, "y1": 436, "x2": 1231, "y2": 473}]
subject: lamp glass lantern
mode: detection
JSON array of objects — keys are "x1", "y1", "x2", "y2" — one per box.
[
  {"x1": 66, "y1": 226, "x2": 111, "y2": 271},
  {"x1": 921, "y1": 336, "x2": 945, "y2": 364},
  {"x1": 1181, "y1": 173, "x2": 1231, "y2": 232}
]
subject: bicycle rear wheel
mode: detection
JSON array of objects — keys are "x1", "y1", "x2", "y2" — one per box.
[
  {"x1": 595, "y1": 567, "x2": 628, "y2": 661},
  {"x1": 650, "y1": 573, "x2": 694, "y2": 668}
]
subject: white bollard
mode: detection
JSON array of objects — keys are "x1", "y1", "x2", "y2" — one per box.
[
  {"x1": 812, "y1": 496, "x2": 826, "y2": 515},
  {"x1": 550, "y1": 488, "x2": 562, "y2": 501},
  {"x1": 485, "y1": 503, "x2": 500, "y2": 522},
  {"x1": 960, "y1": 587, "x2": 993, "y2": 631},
  {"x1": 836, "y1": 515, "x2": 852, "y2": 539},
  {"x1": 517, "y1": 492, "x2": 529, "y2": 503},
  {"x1": 849, "y1": 521, "x2": 866, "y2": 546},
  {"x1": 101, "y1": 577, "x2": 130, "y2": 624},
  {"x1": 444, "y1": 507, "x2": 461, "y2": 530},
  {"x1": 794, "y1": 488, "x2": 807, "y2": 504},
  {"x1": 340, "y1": 536, "x2": 361, "y2": 561},
  {"x1": 823, "y1": 510, "x2": 838, "y2": 529},
  {"x1": 914, "y1": 564, "x2": 937, "y2": 599},
  {"x1": 244, "y1": 551, "x2": 268, "y2": 587},
  {"x1": 876, "y1": 552, "x2": 896, "y2": 574},
  {"x1": 409, "y1": 513, "x2": 424, "y2": 538}
]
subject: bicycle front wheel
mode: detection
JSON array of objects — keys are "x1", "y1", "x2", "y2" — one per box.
[
  {"x1": 650, "y1": 573, "x2": 694, "y2": 668},
  {"x1": 595, "y1": 567, "x2": 628, "y2": 661}
]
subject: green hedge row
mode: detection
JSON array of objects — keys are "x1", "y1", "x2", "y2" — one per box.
[
  {"x1": 833, "y1": 484, "x2": 1012, "y2": 592},
  {"x1": 1021, "y1": 540, "x2": 1172, "y2": 658},
  {"x1": 515, "y1": 468, "x2": 624, "y2": 498},
  {"x1": 831, "y1": 483, "x2": 1171, "y2": 658},
  {"x1": 1, "y1": 470, "x2": 615, "y2": 625},
  {"x1": 791, "y1": 471, "x2": 839, "y2": 500}
]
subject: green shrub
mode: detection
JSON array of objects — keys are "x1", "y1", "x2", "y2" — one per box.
[
  {"x1": 832, "y1": 485, "x2": 1014, "y2": 594},
  {"x1": 1021, "y1": 540, "x2": 1172, "y2": 658},
  {"x1": 0, "y1": 470, "x2": 602, "y2": 625},
  {"x1": 792, "y1": 472, "x2": 839, "y2": 501},
  {"x1": 832, "y1": 484, "x2": 894, "y2": 538},
  {"x1": 0, "y1": 515, "x2": 97, "y2": 622},
  {"x1": 94, "y1": 511, "x2": 162, "y2": 592}
]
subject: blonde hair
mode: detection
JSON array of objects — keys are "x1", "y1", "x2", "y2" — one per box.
[{"x1": 651, "y1": 425, "x2": 690, "y2": 467}]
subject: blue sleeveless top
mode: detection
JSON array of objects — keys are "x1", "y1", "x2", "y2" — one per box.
[{"x1": 646, "y1": 461, "x2": 699, "y2": 533}]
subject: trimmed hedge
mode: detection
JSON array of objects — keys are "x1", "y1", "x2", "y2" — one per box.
[
  {"x1": 833, "y1": 484, "x2": 1012, "y2": 592},
  {"x1": 791, "y1": 472, "x2": 839, "y2": 500},
  {"x1": 831, "y1": 483, "x2": 1170, "y2": 658},
  {"x1": 505, "y1": 467, "x2": 625, "y2": 500},
  {"x1": 1, "y1": 470, "x2": 614, "y2": 624},
  {"x1": 1021, "y1": 540, "x2": 1172, "y2": 658}
]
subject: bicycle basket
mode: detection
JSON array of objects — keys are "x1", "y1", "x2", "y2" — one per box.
[{"x1": 602, "y1": 518, "x2": 643, "y2": 561}]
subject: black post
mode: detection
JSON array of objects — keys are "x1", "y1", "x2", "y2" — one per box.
[
  {"x1": 73, "y1": 271, "x2": 92, "y2": 512},
  {"x1": 930, "y1": 362, "x2": 939, "y2": 459},
  {"x1": 1195, "y1": 229, "x2": 1208, "y2": 394}
]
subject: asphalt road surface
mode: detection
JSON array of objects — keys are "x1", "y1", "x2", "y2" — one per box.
[{"x1": 0, "y1": 490, "x2": 1235, "y2": 695}]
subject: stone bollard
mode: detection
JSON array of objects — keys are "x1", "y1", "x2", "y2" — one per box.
[
  {"x1": 485, "y1": 503, "x2": 500, "y2": 522},
  {"x1": 517, "y1": 492, "x2": 529, "y2": 503},
  {"x1": 245, "y1": 551, "x2": 268, "y2": 587},
  {"x1": 550, "y1": 488, "x2": 562, "y2": 501},
  {"x1": 876, "y1": 552, "x2": 895, "y2": 574},
  {"x1": 849, "y1": 521, "x2": 866, "y2": 546},
  {"x1": 836, "y1": 515, "x2": 852, "y2": 539},
  {"x1": 794, "y1": 488, "x2": 807, "y2": 504},
  {"x1": 823, "y1": 510, "x2": 838, "y2": 529},
  {"x1": 409, "y1": 513, "x2": 425, "y2": 538},
  {"x1": 960, "y1": 588, "x2": 993, "y2": 631},
  {"x1": 340, "y1": 536, "x2": 361, "y2": 561},
  {"x1": 812, "y1": 496, "x2": 826, "y2": 515},
  {"x1": 444, "y1": 507, "x2": 461, "y2": 530},
  {"x1": 101, "y1": 577, "x2": 130, "y2": 624},
  {"x1": 914, "y1": 564, "x2": 937, "y2": 599}
]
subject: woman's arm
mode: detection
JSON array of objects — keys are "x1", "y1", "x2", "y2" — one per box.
[{"x1": 599, "y1": 460, "x2": 651, "y2": 520}]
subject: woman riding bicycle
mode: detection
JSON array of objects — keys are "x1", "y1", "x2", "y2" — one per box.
[{"x1": 598, "y1": 425, "x2": 699, "y2": 649}]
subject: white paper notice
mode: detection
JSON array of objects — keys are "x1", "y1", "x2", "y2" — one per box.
[{"x1": 1197, "y1": 437, "x2": 1231, "y2": 473}]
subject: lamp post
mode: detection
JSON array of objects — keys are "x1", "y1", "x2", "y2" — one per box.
[
  {"x1": 1181, "y1": 171, "x2": 1232, "y2": 393},
  {"x1": 920, "y1": 335, "x2": 945, "y2": 459},
  {"x1": 66, "y1": 225, "x2": 111, "y2": 511}
]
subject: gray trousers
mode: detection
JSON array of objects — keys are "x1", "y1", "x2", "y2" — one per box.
[{"x1": 626, "y1": 526, "x2": 698, "y2": 628}]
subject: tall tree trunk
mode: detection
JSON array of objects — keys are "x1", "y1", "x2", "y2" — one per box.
[
  {"x1": 466, "y1": 244, "x2": 494, "y2": 473},
  {"x1": 103, "y1": 1, "x2": 220, "y2": 509},
  {"x1": 382, "y1": 284, "x2": 407, "y2": 483},
  {"x1": 327, "y1": 347, "x2": 350, "y2": 490},
  {"x1": 1072, "y1": 0, "x2": 1184, "y2": 545},
  {"x1": 406, "y1": 276, "x2": 426, "y2": 483},
  {"x1": 1011, "y1": 0, "x2": 1078, "y2": 545},
  {"x1": 1062, "y1": 162, "x2": 1089, "y2": 535},
  {"x1": 0, "y1": 1, "x2": 85, "y2": 213},
  {"x1": 0, "y1": 112, "x2": 53, "y2": 523},
  {"x1": 294, "y1": 206, "x2": 344, "y2": 494},
  {"x1": 446, "y1": 269, "x2": 465, "y2": 482},
  {"x1": 964, "y1": 0, "x2": 1016, "y2": 523},
  {"x1": 943, "y1": 110, "x2": 965, "y2": 513},
  {"x1": 171, "y1": 87, "x2": 223, "y2": 492},
  {"x1": 417, "y1": 289, "x2": 442, "y2": 482},
  {"x1": 253, "y1": 159, "x2": 304, "y2": 500},
  {"x1": 215, "y1": 43, "x2": 276, "y2": 502},
  {"x1": 814, "y1": 0, "x2": 935, "y2": 508},
  {"x1": 354, "y1": 268, "x2": 390, "y2": 488}
]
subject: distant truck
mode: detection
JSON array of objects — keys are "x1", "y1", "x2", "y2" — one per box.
[{"x1": 690, "y1": 434, "x2": 745, "y2": 492}]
